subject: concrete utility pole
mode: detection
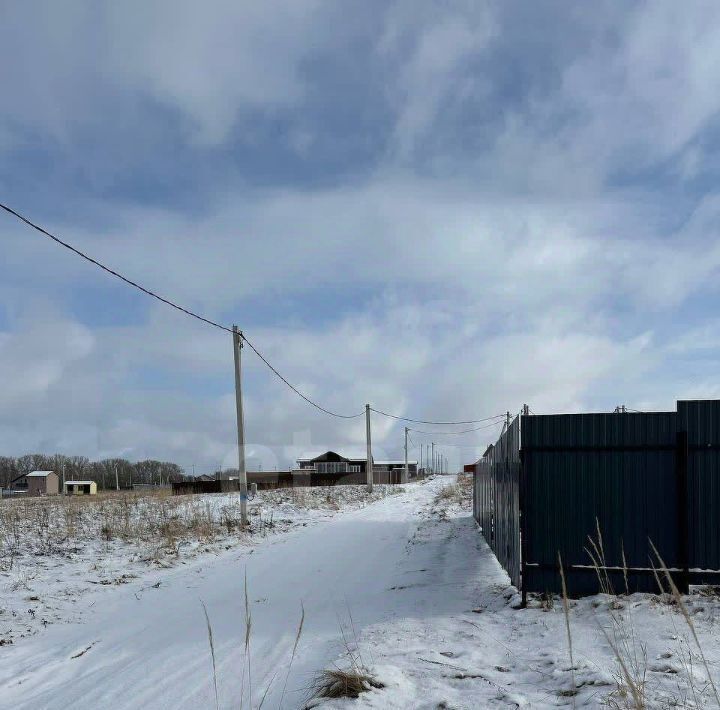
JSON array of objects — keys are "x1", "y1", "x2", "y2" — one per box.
[
  {"x1": 365, "y1": 404, "x2": 373, "y2": 493},
  {"x1": 431, "y1": 442, "x2": 435, "y2": 474},
  {"x1": 233, "y1": 325, "x2": 248, "y2": 526},
  {"x1": 115, "y1": 464, "x2": 119, "y2": 491},
  {"x1": 404, "y1": 427, "x2": 409, "y2": 483},
  {"x1": 61, "y1": 461, "x2": 65, "y2": 495}
]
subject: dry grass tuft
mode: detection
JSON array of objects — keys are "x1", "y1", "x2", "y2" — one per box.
[
  {"x1": 583, "y1": 524, "x2": 648, "y2": 708},
  {"x1": 308, "y1": 668, "x2": 384, "y2": 701}
]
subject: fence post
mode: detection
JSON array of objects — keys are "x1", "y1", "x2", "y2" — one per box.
[{"x1": 675, "y1": 430, "x2": 690, "y2": 593}]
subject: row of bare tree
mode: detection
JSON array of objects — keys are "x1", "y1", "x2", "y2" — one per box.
[{"x1": 0, "y1": 454, "x2": 188, "y2": 490}]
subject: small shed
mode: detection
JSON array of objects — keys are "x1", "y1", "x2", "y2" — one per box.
[
  {"x1": 64, "y1": 480, "x2": 98, "y2": 496},
  {"x1": 11, "y1": 471, "x2": 59, "y2": 496}
]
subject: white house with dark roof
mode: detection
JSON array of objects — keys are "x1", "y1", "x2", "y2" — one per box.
[{"x1": 295, "y1": 450, "x2": 419, "y2": 481}]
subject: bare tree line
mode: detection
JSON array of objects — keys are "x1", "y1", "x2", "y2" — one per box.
[{"x1": 0, "y1": 454, "x2": 188, "y2": 490}]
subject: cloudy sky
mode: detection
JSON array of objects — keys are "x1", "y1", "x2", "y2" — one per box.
[{"x1": 2, "y1": 1, "x2": 720, "y2": 472}]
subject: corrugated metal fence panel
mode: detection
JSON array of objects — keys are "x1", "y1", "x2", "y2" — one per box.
[
  {"x1": 474, "y1": 458, "x2": 493, "y2": 539},
  {"x1": 473, "y1": 417, "x2": 521, "y2": 589},
  {"x1": 522, "y1": 412, "x2": 678, "y2": 595},
  {"x1": 494, "y1": 416, "x2": 521, "y2": 588},
  {"x1": 678, "y1": 401, "x2": 720, "y2": 579}
]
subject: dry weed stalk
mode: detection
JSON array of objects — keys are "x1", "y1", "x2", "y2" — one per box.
[
  {"x1": 585, "y1": 524, "x2": 648, "y2": 708},
  {"x1": 239, "y1": 569, "x2": 253, "y2": 708},
  {"x1": 277, "y1": 602, "x2": 305, "y2": 709},
  {"x1": 557, "y1": 552, "x2": 577, "y2": 707},
  {"x1": 201, "y1": 600, "x2": 220, "y2": 710},
  {"x1": 649, "y1": 540, "x2": 720, "y2": 708}
]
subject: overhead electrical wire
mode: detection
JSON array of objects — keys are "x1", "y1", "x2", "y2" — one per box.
[
  {"x1": 0, "y1": 202, "x2": 232, "y2": 333},
  {"x1": 408, "y1": 418, "x2": 506, "y2": 436},
  {"x1": 0, "y1": 201, "x2": 505, "y2": 425},
  {"x1": 369, "y1": 408, "x2": 505, "y2": 425},
  {"x1": 240, "y1": 335, "x2": 364, "y2": 419},
  {"x1": 413, "y1": 441, "x2": 490, "y2": 449},
  {"x1": 0, "y1": 202, "x2": 364, "y2": 419}
]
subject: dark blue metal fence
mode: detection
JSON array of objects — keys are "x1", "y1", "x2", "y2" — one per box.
[
  {"x1": 474, "y1": 416, "x2": 521, "y2": 588},
  {"x1": 473, "y1": 400, "x2": 720, "y2": 597}
]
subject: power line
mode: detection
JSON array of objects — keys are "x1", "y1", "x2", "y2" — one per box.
[
  {"x1": 0, "y1": 202, "x2": 232, "y2": 333},
  {"x1": 0, "y1": 202, "x2": 363, "y2": 419},
  {"x1": 412, "y1": 440, "x2": 490, "y2": 449},
  {"x1": 1, "y1": 201, "x2": 506, "y2": 425},
  {"x1": 369, "y1": 408, "x2": 505, "y2": 425},
  {"x1": 241, "y1": 334, "x2": 364, "y2": 419},
  {"x1": 409, "y1": 419, "x2": 506, "y2": 435}
]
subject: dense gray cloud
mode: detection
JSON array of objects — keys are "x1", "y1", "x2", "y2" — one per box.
[{"x1": 1, "y1": 2, "x2": 719, "y2": 471}]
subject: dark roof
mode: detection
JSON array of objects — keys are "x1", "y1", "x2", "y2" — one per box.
[
  {"x1": 11, "y1": 471, "x2": 57, "y2": 483},
  {"x1": 302, "y1": 451, "x2": 351, "y2": 464}
]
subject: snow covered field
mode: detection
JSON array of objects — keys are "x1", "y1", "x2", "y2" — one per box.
[
  {"x1": 0, "y1": 485, "x2": 399, "y2": 647},
  {"x1": 1, "y1": 475, "x2": 719, "y2": 709}
]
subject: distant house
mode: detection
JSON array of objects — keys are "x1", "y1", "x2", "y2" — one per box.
[
  {"x1": 215, "y1": 471, "x2": 239, "y2": 481},
  {"x1": 296, "y1": 450, "x2": 366, "y2": 474},
  {"x1": 11, "y1": 471, "x2": 59, "y2": 497},
  {"x1": 373, "y1": 459, "x2": 419, "y2": 482},
  {"x1": 196, "y1": 474, "x2": 215, "y2": 482},
  {"x1": 296, "y1": 451, "x2": 419, "y2": 483},
  {"x1": 64, "y1": 480, "x2": 98, "y2": 496}
]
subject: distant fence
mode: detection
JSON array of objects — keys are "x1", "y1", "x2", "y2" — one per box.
[
  {"x1": 1, "y1": 489, "x2": 26, "y2": 499},
  {"x1": 173, "y1": 468, "x2": 418, "y2": 495},
  {"x1": 473, "y1": 400, "x2": 720, "y2": 598},
  {"x1": 172, "y1": 479, "x2": 244, "y2": 495}
]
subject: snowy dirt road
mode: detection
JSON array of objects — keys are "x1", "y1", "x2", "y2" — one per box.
[
  {"x1": 3, "y1": 475, "x2": 719, "y2": 710},
  {"x1": 0, "y1": 477, "x2": 460, "y2": 709}
]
